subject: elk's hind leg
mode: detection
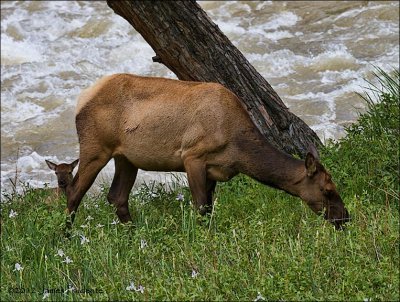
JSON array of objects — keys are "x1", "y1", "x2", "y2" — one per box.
[{"x1": 107, "y1": 155, "x2": 138, "y2": 223}]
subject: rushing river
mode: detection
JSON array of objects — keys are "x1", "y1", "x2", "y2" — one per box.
[{"x1": 1, "y1": 1, "x2": 399, "y2": 195}]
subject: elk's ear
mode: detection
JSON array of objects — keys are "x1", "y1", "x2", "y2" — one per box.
[
  {"x1": 70, "y1": 159, "x2": 79, "y2": 170},
  {"x1": 45, "y1": 160, "x2": 57, "y2": 171},
  {"x1": 305, "y1": 152, "x2": 317, "y2": 177},
  {"x1": 307, "y1": 143, "x2": 320, "y2": 161}
]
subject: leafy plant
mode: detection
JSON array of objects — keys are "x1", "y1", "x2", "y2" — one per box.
[{"x1": 323, "y1": 68, "x2": 399, "y2": 208}]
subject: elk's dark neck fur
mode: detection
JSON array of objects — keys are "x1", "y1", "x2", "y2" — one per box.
[{"x1": 236, "y1": 129, "x2": 305, "y2": 197}]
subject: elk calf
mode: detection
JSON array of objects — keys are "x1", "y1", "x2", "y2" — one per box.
[
  {"x1": 45, "y1": 159, "x2": 79, "y2": 197},
  {"x1": 66, "y1": 74, "x2": 350, "y2": 230}
]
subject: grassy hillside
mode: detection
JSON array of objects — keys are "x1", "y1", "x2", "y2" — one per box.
[{"x1": 1, "y1": 69, "x2": 399, "y2": 301}]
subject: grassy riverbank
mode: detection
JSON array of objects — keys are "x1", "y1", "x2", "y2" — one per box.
[{"x1": 1, "y1": 69, "x2": 399, "y2": 301}]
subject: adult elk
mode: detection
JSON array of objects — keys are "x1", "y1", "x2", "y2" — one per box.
[
  {"x1": 66, "y1": 74, "x2": 349, "y2": 229},
  {"x1": 45, "y1": 159, "x2": 79, "y2": 196}
]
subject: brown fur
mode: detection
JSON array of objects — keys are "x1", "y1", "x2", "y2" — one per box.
[{"x1": 66, "y1": 74, "x2": 349, "y2": 229}]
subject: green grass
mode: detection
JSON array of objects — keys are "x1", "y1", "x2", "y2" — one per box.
[
  {"x1": 1, "y1": 69, "x2": 399, "y2": 301},
  {"x1": 322, "y1": 68, "x2": 399, "y2": 209}
]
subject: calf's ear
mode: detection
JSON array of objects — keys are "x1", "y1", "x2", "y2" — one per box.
[
  {"x1": 45, "y1": 160, "x2": 57, "y2": 171},
  {"x1": 70, "y1": 159, "x2": 79, "y2": 170}
]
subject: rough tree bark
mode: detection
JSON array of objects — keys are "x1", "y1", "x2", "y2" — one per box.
[{"x1": 107, "y1": 0, "x2": 322, "y2": 157}]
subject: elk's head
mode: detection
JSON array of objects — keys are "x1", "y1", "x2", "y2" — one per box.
[
  {"x1": 45, "y1": 159, "x2": 79, "y2": 191},
  {"x1": 299, "y1": 145, "x2": 350, "y2": 229}
]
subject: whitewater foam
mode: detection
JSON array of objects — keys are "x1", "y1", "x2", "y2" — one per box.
[
  {"x1": 1, "y1": 36, "x2": 45, "y2": 65},
  {"x1": 309, "y1": 45, "x2": 358, "y2": 72},
  {"x1": 262, "y1": 11, "x2": 300, "y2": 31}
]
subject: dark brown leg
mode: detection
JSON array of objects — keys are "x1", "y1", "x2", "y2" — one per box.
[
  {"x1": 206, "y1": 179, "x2": 217, "y2": 212},
  {"x1": 107, "y1": 156, "x2": 138, "y2": 223}
]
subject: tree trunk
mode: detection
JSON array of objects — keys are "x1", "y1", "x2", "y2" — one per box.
[{"x1": 106, "y1": 0, "x2": 322, "y2": 157}]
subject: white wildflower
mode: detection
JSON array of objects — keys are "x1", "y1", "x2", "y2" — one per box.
[
  {"x1": 42, "y1": 290, "x2": 50, "y2": 300},
  {"x1": 126, "y1": 281, "x2": 145, "y2": 293},
  {"x1": 176, "y1": 193, "x2": 184, "y2": 201},
  {"x1": 140, "y1": 239, "x2": 148, "y2": 249},
  {"x1": 254, "y1": 292, "x2": 266, "y2": 301},
  {"x1": 150, "y1": 192, "x2": 158, "y2": 198},
  {"x1": 85, "y1": 215, "x2": 94, "y2": 221},
  {"x1": 96, "y1": 223, "x2": 104, "y2": 228},
  {"x1": 62, "y1": 256, "x2": 73, "y2": 264},
  {"x1": 13, "y1": 263, "x2": 23, "y2": 272},
  {"x1": 9, "y1": 209, "x2": 18, "y2": 218},
  {"x1": 363, "y1": 299, "x2": 371, "y2": 302},
  {"x1": 55, "y1": 249, "x2": 65, "y2": 257},
  {"x1": 111, "y1": 219, "x2": 119, "y2": 225},
  {"x1": 191, "y1": 269, "x2": 198, "y2": 278},
  {"x1": 80, "y1": 224, "x2": 88, "y2": 228},
  {"x1": 126, "y1": 282, "x2": 135, "y2": 291},
  {"x1": 80, "y1": 235, "x2": 90, "y2": 245},
  {"x1": 136, "y1": 285, "x2": 145, "y2": 294},
  {"x1": 64, "y1": 285, "x2": 75, "y2": 294}
]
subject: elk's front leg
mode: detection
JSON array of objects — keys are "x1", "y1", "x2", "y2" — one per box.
[
  {"x1": 184, "y1": 157, "x2": 208, "y2": 215},
  {"x1": 206, "y1": 179, "x2": 216, "y2": 210},
  {"x1": 64, "y1": 152, "x2": 110, "y2": 235}
]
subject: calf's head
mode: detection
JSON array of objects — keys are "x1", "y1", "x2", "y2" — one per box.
[
  {"x1": 45, "y1": 159, "x2": 79, "y2": 190},
  {"x1": 299, "y1": 146, "x2": 350, "y2": 229}
]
